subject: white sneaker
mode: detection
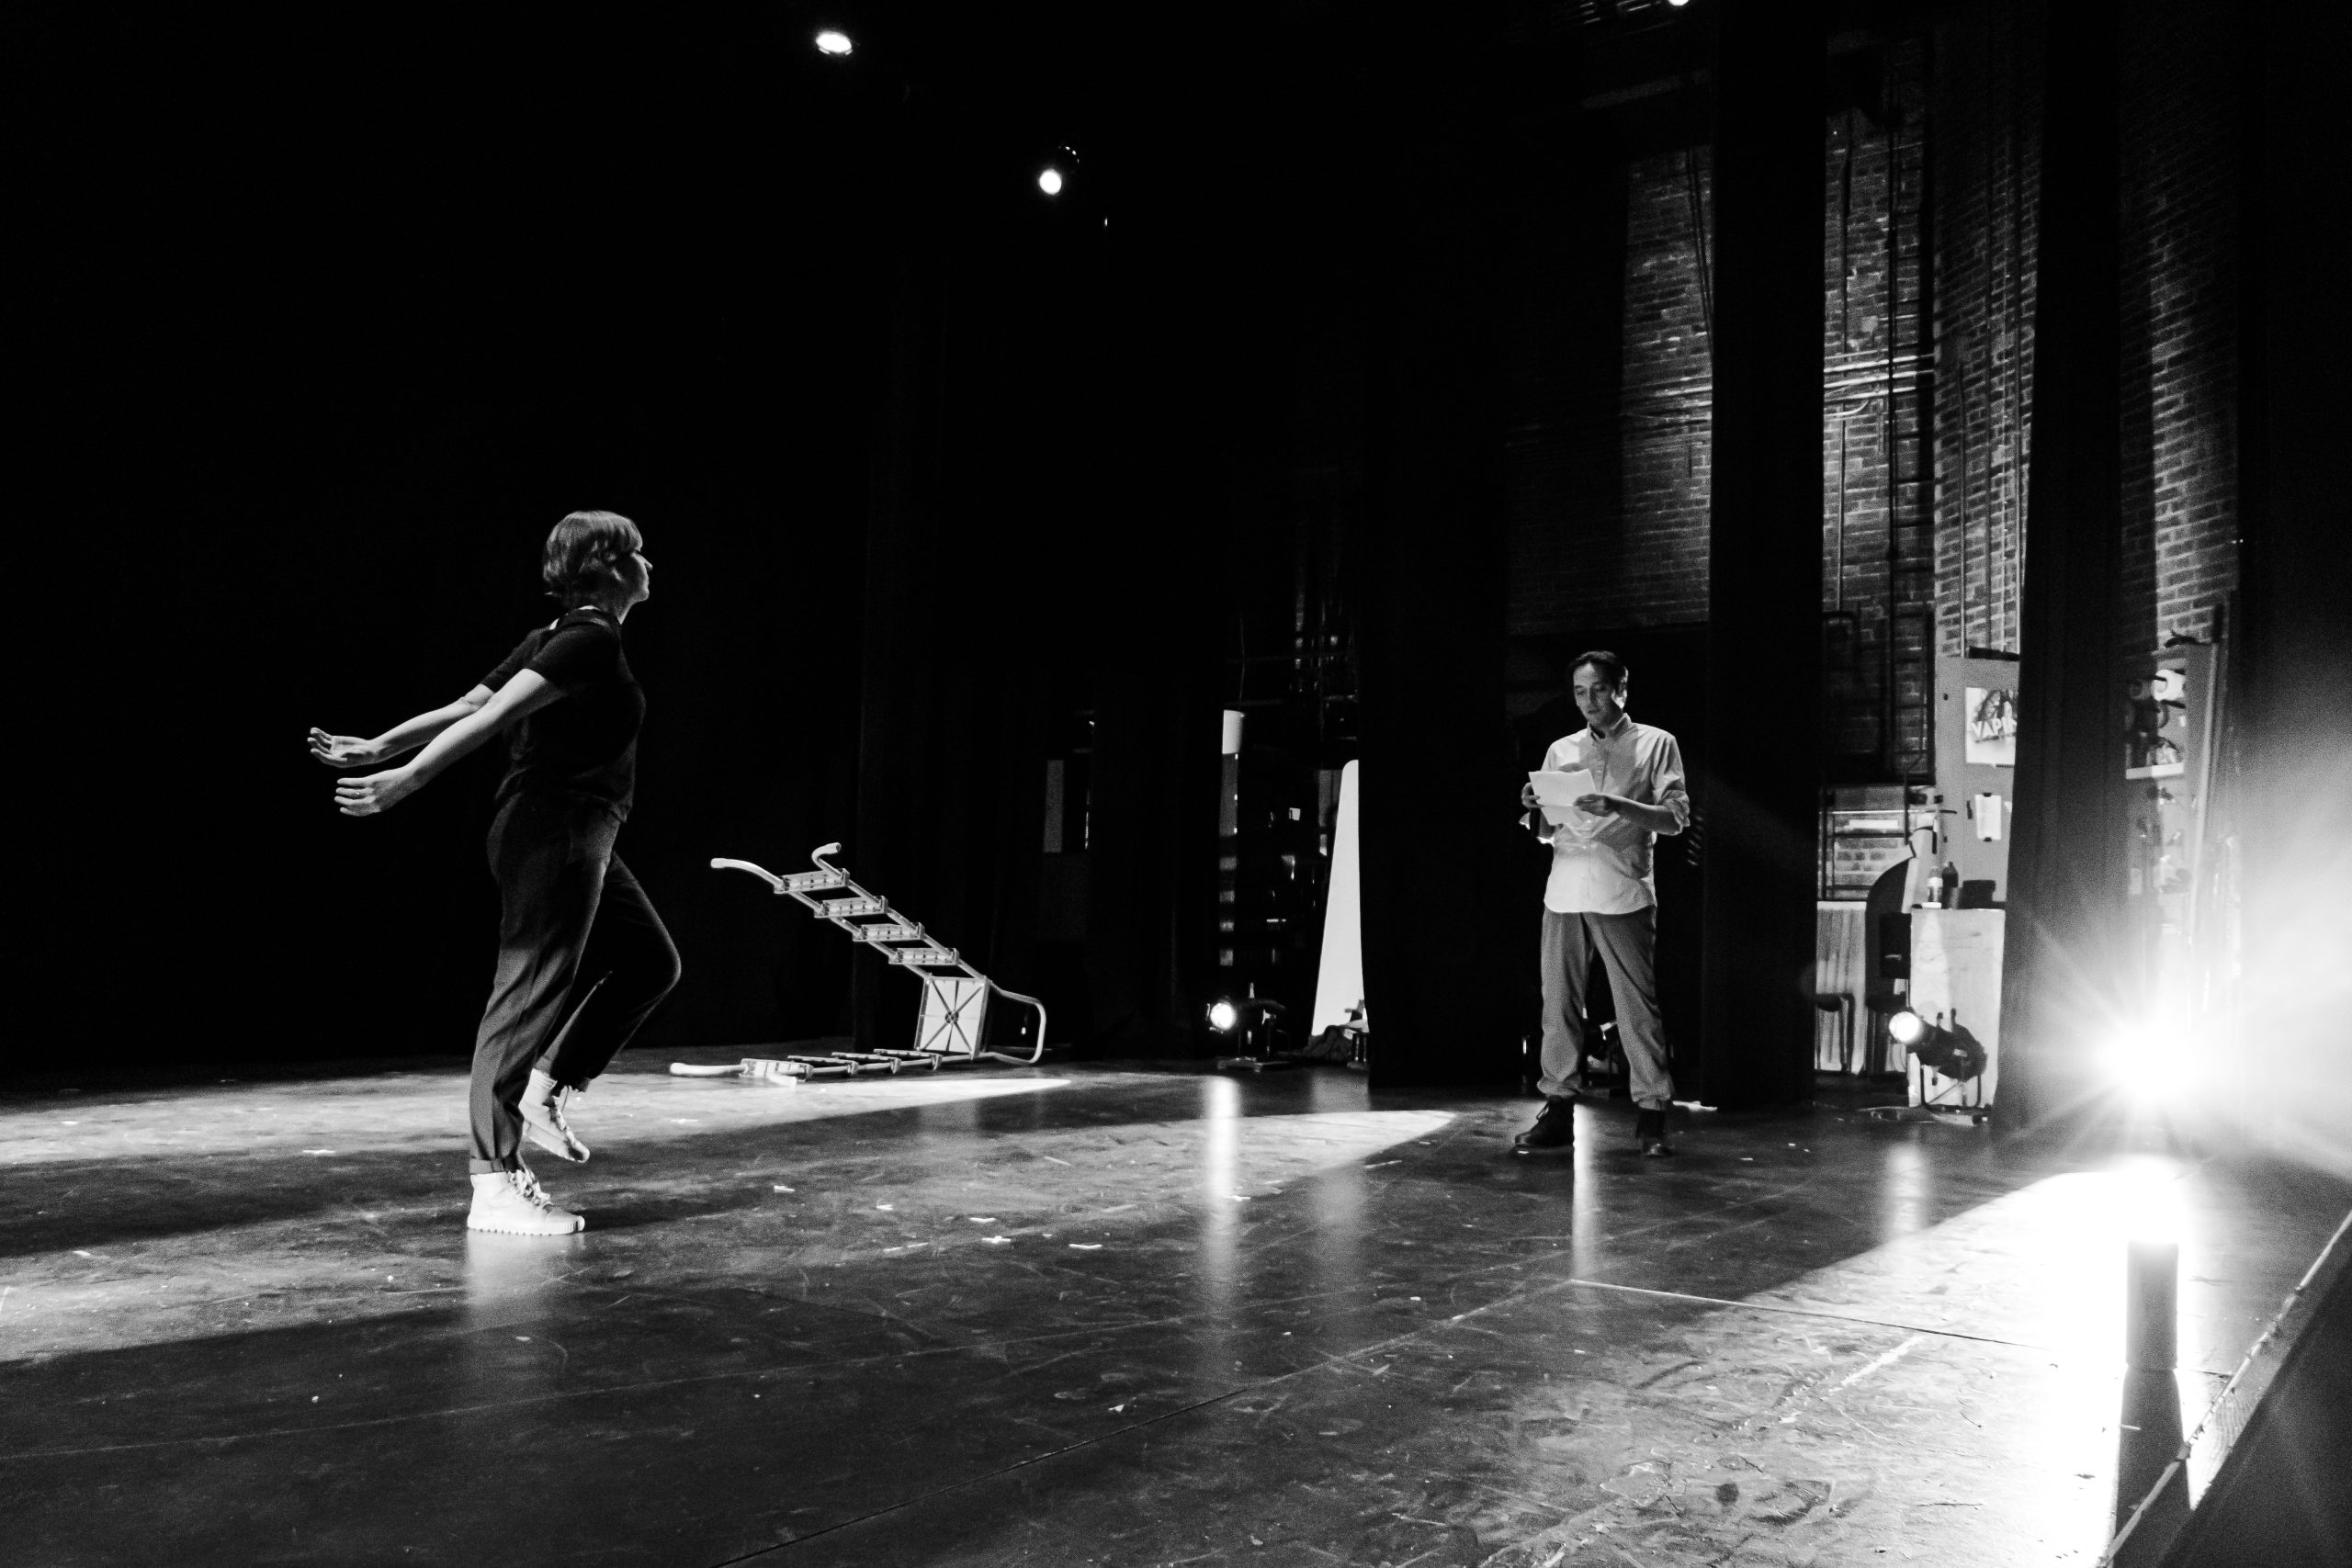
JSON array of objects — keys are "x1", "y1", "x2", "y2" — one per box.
[
  {"x1": 519, "y1": 1068, "x2": 590, "y2": 1163},
  {"x1": 467, "y1": 1168, "x2": 585, "y2": 1235}
]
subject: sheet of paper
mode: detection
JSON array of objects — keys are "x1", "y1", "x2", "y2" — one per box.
[{"x1": 1528, "y1": 769, "x2": 1597, "y2": 812}]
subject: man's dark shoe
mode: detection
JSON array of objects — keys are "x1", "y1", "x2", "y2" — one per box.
[
  {"x1": 1513, "y1": 1097, "x2": 1577, "y2": 1154},
  {"x1": 1634, "y1": 1108, "x2": 1672, "y2": 1157}
]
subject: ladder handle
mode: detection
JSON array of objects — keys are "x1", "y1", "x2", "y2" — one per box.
[{"x1": 710, "y1": 857, "x2": 787, "y2": 893}]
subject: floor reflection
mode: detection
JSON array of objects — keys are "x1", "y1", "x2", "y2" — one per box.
[
  {"x1": 1877, "y1": 1134, "x2": 1930, "y2": 1243},
  {"x1": 7, "y1": 1063, "x2": 2344, "y2": 1568},
  {"x1": 459, "y1": 1227, "x2": 585, "y2": 1407},
  {"x1": 2110, "y1": 1367, "x2": 2191, "y2": 1564},
  {"x1": 1192, "y1": 1075, "x2": 1241, "y2": 1380}
]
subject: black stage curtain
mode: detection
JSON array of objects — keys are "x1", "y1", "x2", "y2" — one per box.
[
  {"x1": 1995, "y1": 0, "x2": 2127, "y2": 1135},
  {"x1": 18, "y1": 17, "x2": 884, "y2": 1072},
  {"x1": 1067, "y1": 46, "x2": 1233, "y2": 1063},
  {"x1": 1696, "y1": 3, "x2": 1828, "y2": 1111},
  {"x1": 851, "y1": 148, "x2": 1091, "y2": 1057},
  {"x1": 2235, "y1": 3, "x2": 2352, "y2": 1163},
  {"x1": 1352, "y1": 6, "x2": 1523, "y2": 1089},
  {"x1": 851, "y1": 19, "x2": 1228, "y2": 1061}
]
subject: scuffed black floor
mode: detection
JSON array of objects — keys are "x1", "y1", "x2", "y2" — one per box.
[{"x1": 4, "y1": 1055, "x2": 2344, "y2": 1565}]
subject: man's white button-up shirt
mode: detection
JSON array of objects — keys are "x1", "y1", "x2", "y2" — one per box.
[{"x1": 1535, "y1": 715, "x2": 1691, "y2": 915}]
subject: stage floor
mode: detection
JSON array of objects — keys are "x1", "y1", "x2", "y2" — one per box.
[{"x1": 4, "y1": 1054, "x2": 2345, "y2": 1567}]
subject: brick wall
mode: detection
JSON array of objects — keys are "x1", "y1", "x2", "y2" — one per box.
[
  {"x1": 1509, "y1": 43, "x2": 1936, "y2": 773},
  {"x1": 1821, "y1": 44, "x2": 1934, "y2": 773},
  {"x1": 1611, "y1": 143, "x2": 1715, "y2": 628},
  {"x1": 2118, "y1": 0, "x2": 2239, "y2": 652},
  {"x1": 1931, "y1": 1, "x2": 2041, "y2": 662},
  {"x1": 1510, "y1": 4, "x2": 2238, "y2": 759},
  {"x1": 1502, "y1": 140, "x2": 1713, "y2": 639}
]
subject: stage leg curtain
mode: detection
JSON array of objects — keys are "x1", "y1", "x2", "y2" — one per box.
[
  {"x1": 1696, "y1": 2, "x2": 1828, "y2": 1111},
  {"x1": 1995, "y1": 0, "x2": 2128, "y2": 1135}
]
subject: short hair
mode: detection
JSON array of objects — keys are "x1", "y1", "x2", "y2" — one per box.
[
  {"x1": 541, "y1": 511, "x2": 642, "y2": 605},
  {"x1": 1568, "y1": 649, "x2": 1628, "y2": 690}
]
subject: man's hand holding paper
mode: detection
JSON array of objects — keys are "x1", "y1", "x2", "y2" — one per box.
[{"x1": 1528, "y1": 768, "x2": 1601, "y2": 834}]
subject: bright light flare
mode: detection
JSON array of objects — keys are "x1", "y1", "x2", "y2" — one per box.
[
  {"x1": 1889, "y1": 1009, "x2": 1928, "y2": 1047},
  {"x1": 1038, "y1": 167, "x2": 1065, "y2": 197},
  {"x1": 2109, "y1": 1155, "x2": 2189, "y2": 1244},
  {"x1": 814, "y1": 29, "x2": 854, "y2": 56},
  {"x1": 2097, "y1": 1019, "x2": 2196, "y2": 1108},
  {"x1": 1207, "y1": 1000, "x2": 1238, "y2": 1032}
]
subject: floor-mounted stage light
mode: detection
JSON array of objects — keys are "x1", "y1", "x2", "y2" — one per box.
[
  {"x1": 1889, "y1": 1008, "x2": 1987, "y2": 1083},
  {"x1": 1208, "y1": 990, "x2": 1294, "y2": 1072},
  {"x1": 814, "y1": 28, "x2": 854, "y2": 56}
]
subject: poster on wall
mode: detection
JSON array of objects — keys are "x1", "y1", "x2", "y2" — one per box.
[
  {"x1": 2124, "y1": 666, "x2": 2189, "y2": 779},
  {"x1": 1964, "y1": 686, "x2": 2018, "y2": 767}
]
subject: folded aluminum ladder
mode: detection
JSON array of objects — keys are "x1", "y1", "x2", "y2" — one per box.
[{"x1": 710, "y1": 842, "x2": 1047, "y2": 1080}]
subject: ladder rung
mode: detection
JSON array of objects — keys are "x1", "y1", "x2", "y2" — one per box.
[
  {"x1": 783, "y1": 869, "x2": 848, "y2": 892},
  {"x1": 826, "y1": 1052, "x2": 906, "y2": 1075},
  {"x1": 817, "y1": 897, "x2": 887, "y2": 919}
]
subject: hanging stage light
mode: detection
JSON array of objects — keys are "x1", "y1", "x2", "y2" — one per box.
[
  {"x1": 1888, "y1": 1009, "x2": 1988, "y2": 1082},
  {"x1": 1037, "y1": 145, "x2": 1082, "y2": 199},
  {"x1": 813, "y1": 29, "x2": 854, "y2": 56}
]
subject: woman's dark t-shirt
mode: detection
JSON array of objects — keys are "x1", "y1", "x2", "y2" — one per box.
[{"x1": 481, "y1": 606, "x2": 644, "y2": 817}]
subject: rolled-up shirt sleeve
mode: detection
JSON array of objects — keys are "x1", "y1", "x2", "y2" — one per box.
[{"x1": 1652, "y1": 735, "x2": 1690, "y2": 835}]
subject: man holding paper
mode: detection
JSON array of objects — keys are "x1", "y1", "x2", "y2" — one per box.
[{"x1": 1515, "y1": 651, "x2": 1690, "y2": 1157}]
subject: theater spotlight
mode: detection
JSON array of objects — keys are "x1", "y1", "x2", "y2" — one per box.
[
  {"x1": 813, "y1": 28, "x2": 854, "y2": 56},
  {"x1": 1208, "y1": 992, "x2": 1295, "y2": 1072},
  {"x1": 1037, "y1": 145, "x2": 1081, "y2": 198},
  {"x1": 1889, "y1": 1009, "x2": 1987, "y2": 1082}
]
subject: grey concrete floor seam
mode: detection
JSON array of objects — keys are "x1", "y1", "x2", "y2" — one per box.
[{"x1": 1552, "y1": 1275, "x2": 2081, "y2": 1353}]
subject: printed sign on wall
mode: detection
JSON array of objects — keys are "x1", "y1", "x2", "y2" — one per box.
[{"x1": 1963, "y1": 686, "x2": 2017, "y2": 767}]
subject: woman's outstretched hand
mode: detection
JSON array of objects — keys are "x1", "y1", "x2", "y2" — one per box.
[
  {"x1": 310, "y1": 728, "x2": 384, "y2": 770},
  {"x1": 335, "y1": 768, "x2": 421, "y2": 817}
]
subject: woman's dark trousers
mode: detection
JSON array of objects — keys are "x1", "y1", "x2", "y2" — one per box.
[{"x1": 469, "y1": 794, "x2": 681, "y2": 1173}]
